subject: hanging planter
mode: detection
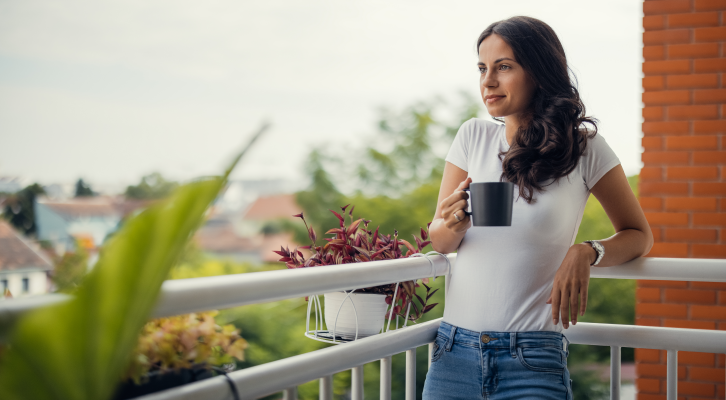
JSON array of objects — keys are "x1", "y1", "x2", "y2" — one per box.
[
  {"x1": 275, "y1": 204, "x2": 446, "y2": 344},
  {"x1": 323, "y1": 291, "x2": 389, "y2": 339}
]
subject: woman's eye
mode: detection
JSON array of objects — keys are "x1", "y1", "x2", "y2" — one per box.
[
  {"x1": 478, "y1": 67, "x2": 487, "y2": 73},
  {"x1": 500, "y1": 65, "x2": 510, "y2": 71}
]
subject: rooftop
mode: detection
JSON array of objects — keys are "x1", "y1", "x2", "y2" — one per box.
[{"x1": 0, "y1": 220, "x2": 53, "y2": 272}]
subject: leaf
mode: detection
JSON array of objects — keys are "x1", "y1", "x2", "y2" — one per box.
[
  {"x1": 420, "y1": 228, "x2": 428, "y2": 240},
  {"x1": 0, "y1": 177, "x2": 226, "y2": 400},
  {"x1": 414, "y1": 293, "x2": 426, "y2": 306},
  {"x1": 325, "y1": 228, "x2": 345, "y2": 235},
  {"x1": 0, "y1": 124, "x2": 265, "y2": 400},
  {"x1": 399, "y1": 239, "x2": 416, "y2": 255},
  {"x1": 329, "y1": 209, "x2": 345, "y2": 223},
  {"x1": 346, "y1": 218, "x2": 363, "y2": 236},
  {"x1": 426, "y1": 288, "x2": 439, "y2": 301},
  {"x1": 424, "y1": 303, "x2": 439, "y2": 313}
]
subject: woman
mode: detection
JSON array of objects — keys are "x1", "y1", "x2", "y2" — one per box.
[{"x1": 423, "y1": 16, "x2": 652, "y2": 399}]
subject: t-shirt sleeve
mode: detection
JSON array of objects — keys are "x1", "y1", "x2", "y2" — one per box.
[
  {"x1": 581, "y1": 133, "x2": 621, "y2": 191},
  {"x1": 445, "y1": 119, "x2": 473, "y2": 172}
]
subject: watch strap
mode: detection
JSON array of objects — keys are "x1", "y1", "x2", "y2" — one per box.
[{"x1": 583, "y1": 240, "x2": 604, "y2": 266}]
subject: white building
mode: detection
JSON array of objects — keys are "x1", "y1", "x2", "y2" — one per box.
[{"x1": 0, "y1": 220, "x2": 53, "y2": 297}]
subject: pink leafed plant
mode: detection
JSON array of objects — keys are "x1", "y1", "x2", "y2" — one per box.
[{"x1": 274, "y1": 204, "x2": 439, "y2": 323}]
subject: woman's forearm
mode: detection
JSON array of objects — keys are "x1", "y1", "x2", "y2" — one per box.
[
  {"x1": 578, "y1": 227, "x2": 653, "y2": 268},
  {"x1": 429, "y1": 217, "x2": 467, "y2": 254}
]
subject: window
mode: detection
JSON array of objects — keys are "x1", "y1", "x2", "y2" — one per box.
[
  {"x1": 1, "y1": 279, "x2": 7, "y2": 292},
  {"x1": 22, "y1": 278, "x2": 29, "y2": 293}
]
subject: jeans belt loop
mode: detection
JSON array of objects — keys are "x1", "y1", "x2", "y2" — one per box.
[
  {"x1": 445, "y1": 325, "x2": 457, "y2": 351},
  {"x1": 509, "y1": 332, "x2": 517, "y2": 358},
  {"x1": 562, "y1": 334, "x2": 570, "y2": 356}
]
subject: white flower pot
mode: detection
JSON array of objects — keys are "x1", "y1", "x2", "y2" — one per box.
[{"x1": 324, "y1": 292, "x2": 388, "y2": 339}]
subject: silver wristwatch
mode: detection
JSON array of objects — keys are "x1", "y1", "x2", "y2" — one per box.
[{"x1": 583, "y1": 240, "x2": 604, "y2": 266}]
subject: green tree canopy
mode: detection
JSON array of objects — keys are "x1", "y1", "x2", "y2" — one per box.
[
  {"x1": 74, "y1": 179, "x2": 95, "y2": 197},
  {"x1": 124, "y1": 172, "x2": 178, "y2": 200},
  {"x1": 2, "y1": 183, "x2": 45, "y2": 237}
]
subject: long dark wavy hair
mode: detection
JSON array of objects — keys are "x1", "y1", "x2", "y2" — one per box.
[{"x1": 477, "y1": 16, "x2": 597, "y2": 203}]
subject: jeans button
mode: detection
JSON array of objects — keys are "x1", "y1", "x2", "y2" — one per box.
[{"x1": 481, "y1": 334, "x2": 490, "y2": 343}]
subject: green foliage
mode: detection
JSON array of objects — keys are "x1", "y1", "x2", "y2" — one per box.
[
  {"x1": 0, "y1": 174, "x2": 228, "y2": 399},
  {"x1": 2, "y1": 183, "x2": 45, "y2": 236},
  {"x1": 124, "y1": 172, "x2": 179, "y2": 200},
  {"x1": 51, "y1": 242, "x2": 89, "y2": 293},
  {"x1": 74, "y1": 179, "x2": 95, "y2": 197}
]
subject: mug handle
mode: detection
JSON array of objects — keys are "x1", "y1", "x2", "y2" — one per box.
[{"x1": 462, "y1": 188, "x2": 472, "y2": 216}]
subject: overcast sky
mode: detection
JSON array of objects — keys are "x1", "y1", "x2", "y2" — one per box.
[{"x1": 0, "y1": 0, "x2": 644, "y2": 192}]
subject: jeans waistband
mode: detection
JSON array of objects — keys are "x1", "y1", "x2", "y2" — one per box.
[{"x1": 437, "y1": 321, "x2": 569, "y2": 351}]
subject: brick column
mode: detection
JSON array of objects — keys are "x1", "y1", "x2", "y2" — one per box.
[{"x1": 637, "y1": 1, "x2": 726, "y2": 399}]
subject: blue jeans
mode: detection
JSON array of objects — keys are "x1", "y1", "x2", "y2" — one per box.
[{"x1": 423, "y1": 322, "x2": 573, "y2": 399}]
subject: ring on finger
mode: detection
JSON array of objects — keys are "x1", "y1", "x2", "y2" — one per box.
[{"x1": 454, "y1": 211, "x2": 461, "y2": 222}]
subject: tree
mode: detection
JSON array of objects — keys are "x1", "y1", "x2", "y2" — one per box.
[
  {"x1": 2, "y1": 183, "x2": 45, "y2": 237},
  {"x1": 51, "y1": 241, "x2": 89, "y2": 293},
  {"x1": 74, "y1": 179, "x2": 95, "y2": 197},
  {"x1": 124, "y1": 172, "x2": 178, "y2": 200}
]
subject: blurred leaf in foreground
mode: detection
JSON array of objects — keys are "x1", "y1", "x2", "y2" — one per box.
[{"x1": 0, "y1": 123, "x2": 269, "y2": 400}]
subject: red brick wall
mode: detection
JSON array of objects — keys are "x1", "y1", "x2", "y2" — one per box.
[{"x1": 637, "y1": 1, "x2": 726, "y2": 399}]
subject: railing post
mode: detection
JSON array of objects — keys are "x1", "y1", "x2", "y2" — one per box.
[
  {"x1": 667, "y1": 350, "x2": 677, "y2": 400},
  {"x1": 428, "y1": 342, "x2": 433, "y2": 370},
  {"x1": 406, "y1": 348, "x2": 416, "y2": 400},
  {"x1": 381, "y1": 357, "x2": 392, "y2": 400},
  {"x1": 319, "y1": 375, "x2": 332, "y2": 400},
  {"x1": 610, "y1": 346, "x2": 620, "y2": 400},
  {"x1": 282, "y1": 387, "x2": 297, "y2": 400},
  {"x1": 352, "y1": 365, "x2": 364, "y2": 400}
]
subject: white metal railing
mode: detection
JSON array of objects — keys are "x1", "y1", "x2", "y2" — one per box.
[{"x1": 1, "y1": 256, "x2": 725, "y2": 400}]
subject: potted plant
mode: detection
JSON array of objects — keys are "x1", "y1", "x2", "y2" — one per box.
[
  {"x1": 114, "y1": 311, "x2": 248, "y2": 399},
  {"x1": 274, "y1": 204, "x2": 439, "y2": 339}
]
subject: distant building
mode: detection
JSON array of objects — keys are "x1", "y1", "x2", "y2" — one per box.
[
  {"x1": 35, "y1": 197, "x2": 122, "y2": 255},
  {"x1": 0, "y1": 220, "x2": 53, "y2": 297},
  {"x1": 194, "y1": 193, "x2": 301, "y2": 263}
]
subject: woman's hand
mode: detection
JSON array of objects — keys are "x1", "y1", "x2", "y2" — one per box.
[
  {"x1": 439, "y1": 177, "x2": 473, "y2": 233},
  {"x1": 546, "y1": 244, "x2": 596, "y2": 329}
]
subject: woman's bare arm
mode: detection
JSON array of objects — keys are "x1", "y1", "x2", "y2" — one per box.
[
  {"x1": 549, "y1": 164, "x2": 654, "y2": 328},
  {"x1": 429, "y1": 162, "x2": 473, "y2": 254}
]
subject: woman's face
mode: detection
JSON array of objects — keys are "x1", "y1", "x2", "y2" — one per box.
[{"x1": 478, "y1": 34, "x2": 536, "y2": 120}]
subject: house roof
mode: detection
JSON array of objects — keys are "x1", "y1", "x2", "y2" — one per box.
[
  {"x1": 38, "y1": 197, "x2": 119, "y2": 218},
  {"x1": 241, "y1": 194, "x2": 301, "y2": 221},
  {"x1": 0, "y1": 220, "x2": 53, "y2": 271},
  {"x1": 194, "y1": 220, "x2": 258, "y2": 253}
]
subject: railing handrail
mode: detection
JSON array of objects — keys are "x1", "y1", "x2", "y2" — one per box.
[
  {"x1": 1, "y1": 256, "x2": 725, "y2": 340},
  {"x1": 132, "y1": 317, "x2": 726, "y2": 400}
]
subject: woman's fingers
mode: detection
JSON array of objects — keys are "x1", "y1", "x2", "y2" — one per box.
[
  {"x1": 550, "y1": 287, "x2": 560, "y2": 325},
  {"x1": 570, "y1": 284, "x2": 579, "y2": 325},
  {"x1": 560, "y1": 287, "x2": 571, "y2": 329},
  {"x1": 580, "y1": 283, "x2": 588, "y2": 317}
]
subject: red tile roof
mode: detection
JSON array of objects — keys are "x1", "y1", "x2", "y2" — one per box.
[
  {"x1": 0, "y1": 220, "x2": 53, "y2": 271},
  {"x1": 241, "y1": 194, "x2": 301, "y2": 221},
  {"x1": 38, "y1": 197, "x2": 118, "y2": 218}
]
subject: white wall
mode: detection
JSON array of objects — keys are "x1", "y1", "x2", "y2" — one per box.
[{"x1": 0, "y1": 270, "x2": 50, "y2": 297}]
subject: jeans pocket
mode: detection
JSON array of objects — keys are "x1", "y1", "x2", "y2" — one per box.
[
  {"x1": 431, "y1": 335, "x2": 446, "y2": 363},
  {"x1": 516, "y1": 347, "x2": 565, "y2": 374}
]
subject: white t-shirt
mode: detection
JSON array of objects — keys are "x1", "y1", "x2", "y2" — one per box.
[{"x1": 442, "y1": 118, "x2": 621, "y2": 333}]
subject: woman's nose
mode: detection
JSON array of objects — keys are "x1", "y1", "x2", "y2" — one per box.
[{"x1": 481, "y1": 73, "x2": 497, "y2": 88}]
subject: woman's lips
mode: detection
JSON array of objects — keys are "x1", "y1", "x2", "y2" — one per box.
[{"x1": 486, "y1": 96, "x2": 505, "y2": 104}]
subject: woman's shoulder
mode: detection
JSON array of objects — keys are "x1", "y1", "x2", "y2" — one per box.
[{"x1": 458, "y1": 118, "x2": 504, "y2": 139}]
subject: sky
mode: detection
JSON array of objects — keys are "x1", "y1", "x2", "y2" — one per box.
[{"x1": 0, "y1": 0, "x2": 644, "y2": 193}]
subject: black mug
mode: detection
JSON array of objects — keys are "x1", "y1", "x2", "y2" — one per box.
[{"x1": 463, "y1": 182, "x2": 514, "y2": 226}]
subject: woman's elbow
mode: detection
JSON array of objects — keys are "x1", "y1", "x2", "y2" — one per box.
[{"x1": 641, "y1": 225, "x2": 654, "y2": 257}]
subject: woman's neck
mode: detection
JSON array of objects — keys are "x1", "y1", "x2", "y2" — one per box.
[{"x1": 503, "y1": 114, "x2": 523, "y2": 147}]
